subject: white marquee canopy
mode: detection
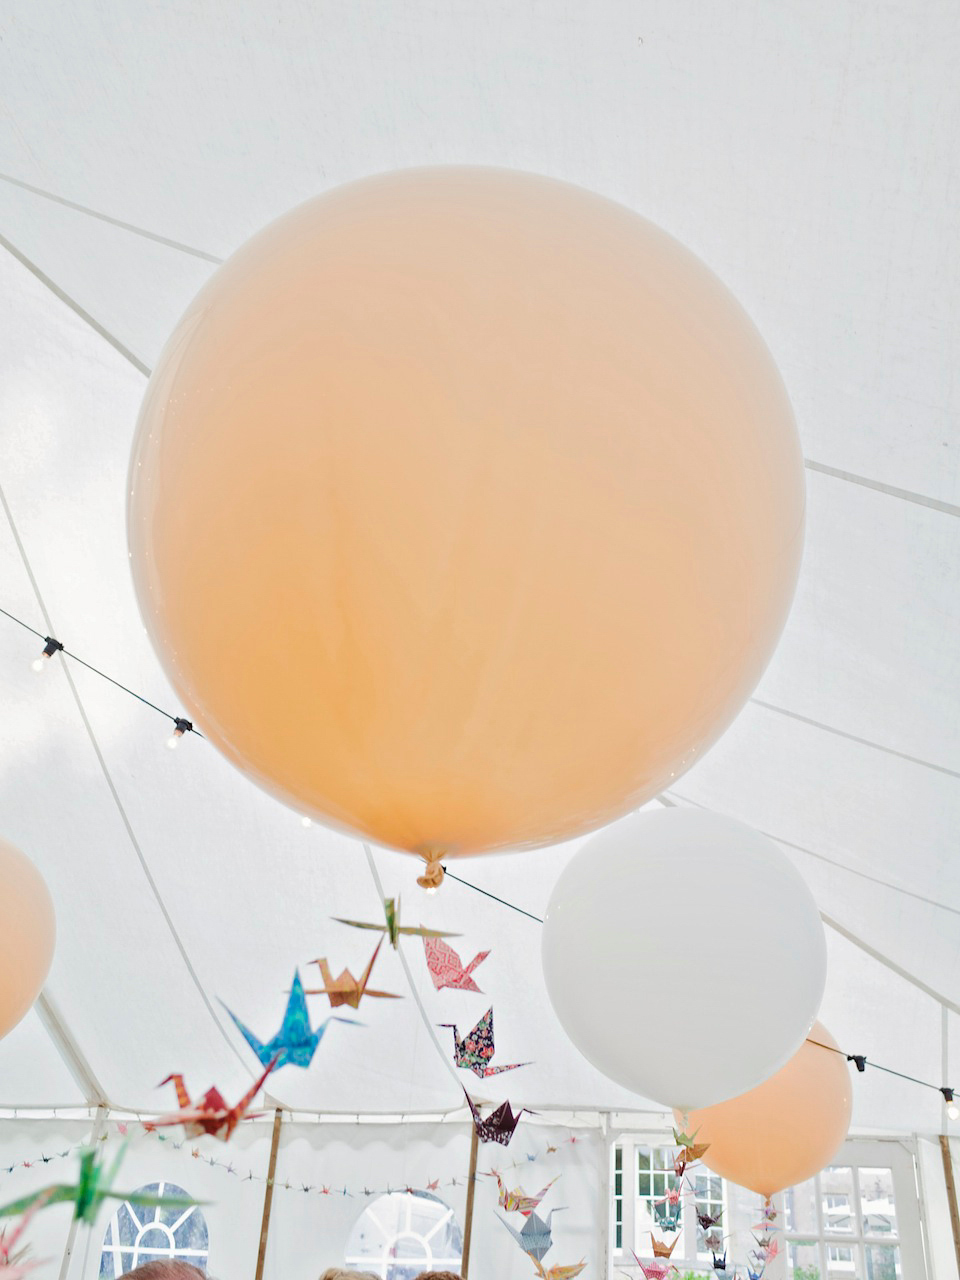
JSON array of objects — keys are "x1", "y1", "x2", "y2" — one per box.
[{"x1": 0, "y1": 0, "x2": 957, "y2": 1146}]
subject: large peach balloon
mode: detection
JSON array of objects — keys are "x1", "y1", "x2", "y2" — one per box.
[
  {"x1": 0, "y1": 839, "x2": 56, "y2": 1040},
  {"x1": 676, "y1": 1022, "x2": 853, "y2": 1196},
  {"x1": 129, "y1": 167, "x2": 804, "y2": 858}
]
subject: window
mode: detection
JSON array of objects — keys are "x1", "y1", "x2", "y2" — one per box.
[
  {"x1": 785, "y1": 1165, "x2": 902, "y2": 1279},
  {"x1": 345, "y1": 1190, "x2": 463, "y2": 1280},
  {"x1": 614, "y1": 1145, "x2": 623, "y2": 1251},
  {"x1": 99, "y1": 1181, "x2": 208, "y2": 1277}
]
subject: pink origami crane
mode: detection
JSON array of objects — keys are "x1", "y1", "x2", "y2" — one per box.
[
  {"x1": 630, "y1": 1254, "x2": 678, "y2": 1280},
  {"x1": 0, "y1": 1190, "x2": 52, "y2": 1278},
  {"x1": 424, "y1": 936, "x2": 491, "y2": 993}
]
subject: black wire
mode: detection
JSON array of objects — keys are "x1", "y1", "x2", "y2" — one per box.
[
  {"x1": 1, "y1": 602, "x2": 955, "y2": 1100},
  {"x1": 441, "y1": 867, "x2": 544, "y2": 924},
  {"x1": 0, "y1": 603, "x2": 203, "y2": 737}
]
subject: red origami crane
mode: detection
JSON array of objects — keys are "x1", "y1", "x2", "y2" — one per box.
[{"x1": 146, "y1": 1057, "x2": 278, "y2": 1142}]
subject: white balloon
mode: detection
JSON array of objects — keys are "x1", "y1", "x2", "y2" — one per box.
[{"x1": 541, "y1": 808, "x2": 826, "y2": 1110}]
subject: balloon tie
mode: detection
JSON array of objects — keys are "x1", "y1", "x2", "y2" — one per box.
[{"x1": 416, "y1": 849, "x2": 446, "y2": 891}]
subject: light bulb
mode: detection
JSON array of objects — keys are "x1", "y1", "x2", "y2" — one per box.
[
  {"x1": 301, "y1": 816, "x2": 312, "y2": 828},
  {"x1": 31, "y1": 655, "x2": 48, "y2": 673},
  {"x1": 949, "y1": 1103, "x2": 959, "y2": 1121},
  {"x1": 166, "y1": 730, "x2": 183, "y2": 750},
  {"x1": 32, "y1": 637, "x2": 62, "y2": 671}
]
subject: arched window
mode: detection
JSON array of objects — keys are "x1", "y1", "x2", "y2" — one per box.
[
  {"x1": 345, "y1": 1190, "x2": 463, "y2": 1280},
  {"x1": 99, "y1": 1181, "x2": 209, "y2": 1277}
]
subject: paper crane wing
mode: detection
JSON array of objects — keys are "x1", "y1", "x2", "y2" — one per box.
[
  {"x1": 464, "y1": 1089, "x2": 529, "y2": 1146},
  {"x1": 0, "y1": 1187, "x2": 77, "y2": 1220},
  {"x1": 223, "y1": 972, "x2": 358, "y2": 1070},
  {"x1": 534, "y1": 1261, "x2": 586, "y2": 1280},
  {"x1": 423, "y1": 937, "x2": 490, "y2": 992}
]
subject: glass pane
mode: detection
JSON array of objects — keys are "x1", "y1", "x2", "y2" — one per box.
[
  {"x1": 826, "y1": 1241, "x2": 862, "y2": 1279},
  {"x1": 821, "y1": 1166, "x2": 856, "y2": 1234},
  {"x1": 788, "y1": 1239, "x2": 823, "y2": 1278},
  {"x1": 865, "y1": 1244, "x2": 900, "y2": 1279},
  {"x1": 638, "y1": 1172, "x2": 650, "y2": 1196},
  {"x1": 785, "y1": 1177, "x2": 820, "y2": 1234},
  {"x1": 637, "y1": 1149, "x2": 651, "y2": 1172},
  {"x1": 859, "y1": 1168, "x2": 898, "y2": 1237},
  {"x1": 653, "y1": 1148, "x2": 673, "y2": 1171}
]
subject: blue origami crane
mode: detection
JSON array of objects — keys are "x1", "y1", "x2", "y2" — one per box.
[
  {"x1": 222, "y1": 970, "x2": 359, "y2": 1069},
  {"x1": 497, "y1": 1207, "x2": 565, "y2": 1261}
]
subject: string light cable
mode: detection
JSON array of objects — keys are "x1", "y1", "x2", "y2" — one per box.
[{"x1": 0, "y1": 602, "x2": 955, "y2": 1115}]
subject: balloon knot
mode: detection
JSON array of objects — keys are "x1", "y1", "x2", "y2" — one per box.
[{"x1": 416, "y1": 850, "x2": 446, "y2": 890}]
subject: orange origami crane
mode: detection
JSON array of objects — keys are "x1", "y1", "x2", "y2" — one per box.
[
  {"x1": 650, "y1": 1233, "x2": 678, "y2": 1259},
  {"x1": 488, "y1": 1171, "x2": 560, "y2": 1216},
  {"x1": 534, "y1": 1260, "x2": 586, "y2": 1280},
  {"x1": 146, "y1": 1057, "x2": 278, "y2": 1142},
  {"x1": 304, "y1": 936, "x2": 401, "y2": 1009}
]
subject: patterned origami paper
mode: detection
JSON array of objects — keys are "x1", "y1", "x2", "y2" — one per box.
[
  {"x1": 334, "y1": 896, "x2": 460, "y2": 950},
  {"x1": 488, "y1": 1172, "x2": 559, "y2": 1216},
  {"x1": 650, "y1": 1233, "x2": 679, "y2": 1259},
  {"x1": 0, "y1": 1190, "x2": 51, "y2": 1278},
  {"x1": 697, "y1": 1208, "x2": 723, "y2": 1231},
  {"x1": 498, "y1": 1207, "x2": 563, "y2": 1261},
  {"x1": 746, "y1": 1268, "x2": 764, "y2": 1280},
  {"x1": 305, "y1": 936, "x2": 401, "y2": 1008},
  {"x1": 630, "y1": 1252, "x2": 678, "y2": 1279},
  {"x1": 653, "y1": 1204, "x2": 681, "y2": 1233},
  {"x1": 223, "y1": 970, "x2": 360, "y2": 1069},
  {"x1": 424, "y1": 936, "x2": 491, "y2": 993},
  {"x1": 0, "y1": 1147, "x2": 195, "y2": 1225},
  {"x1": 147, "y1": 1057, "x2": 277, "y2": 1141},
  {"x1": 653, "y1": 1179, "x2": 685, "y2": 1209},
  {"x1": 464, "y1": 1089, "x2": 531, "y2": 1147},
  {"x1": 441, "y1": 1008, "x2": 529, "y2": 1078},
  {"x1": 702, "y1": 1229, "x2": 725, "y2": 1252},
  {"x1": 712, "y1": 1249, "x2": 728, "y2": 1271},
  {"x1": 533, "y1": 1260, "x2": 586, "y2": 1280}
]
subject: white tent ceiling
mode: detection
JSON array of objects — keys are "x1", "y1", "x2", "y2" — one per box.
[{"x1": 0, "y1": 0, "x2": 957, "y2": 1137}]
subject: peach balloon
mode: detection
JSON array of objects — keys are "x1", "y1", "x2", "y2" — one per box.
[
  {"x1": 676, "y1": 1022, "x2": 853, "y2": 1197},
  {"x1": 0, "y1": 838, "x2": 56, "y2": 1041},
  {"x1": 129, "y1": 167, "x2": 804, "y2": 859}
]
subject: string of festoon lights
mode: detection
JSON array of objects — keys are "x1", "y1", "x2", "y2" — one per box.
[{"x1": 1, "y1": 603, "x2": 956, "y2": 1120}]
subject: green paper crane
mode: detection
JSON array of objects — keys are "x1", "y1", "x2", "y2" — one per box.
[
  {"x1": 334, "y1": 896, "x2": 460, "y2": 950},
  {"x1": 0, "y1": 1145, "x2": 197, "y2": 1225}
]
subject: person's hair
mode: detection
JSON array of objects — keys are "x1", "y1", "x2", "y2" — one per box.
[
  {"x1": 413, "y1": 1273, "x2": 465, "y2": 1279},
  {"x1": 122, "y1": 1266, "x2": 208, "y2": 1280},
  {"x1": 318, "y1": 1271, "x2": 380, "y2": 1280}
]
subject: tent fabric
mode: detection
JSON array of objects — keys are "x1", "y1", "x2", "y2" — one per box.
[{"x1": 0, "y1": 0, "x2": 957, "y2": 1141}]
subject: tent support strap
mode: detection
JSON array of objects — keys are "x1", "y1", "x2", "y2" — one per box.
[
  {"x1": 939, "y1": 1135, "x2": 960, "y2": 1274},
  {"x1": 461, "y1": 1122, "x2": 480, "y2": 1279},
  {"x1": 255, "y1": 1108, "x2": 283, "y2": 1280}
]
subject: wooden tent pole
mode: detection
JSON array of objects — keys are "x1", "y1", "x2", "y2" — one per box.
[
  {"x1": 255, "y1": 1108, "x2": 284, "y2": 1280},
  {"x1": 460, "y1": 1123, "x2": 480, "y2": 1280},
  {"x1": 940, "y1": 1134, "x2": 960, "y2": 1275}
]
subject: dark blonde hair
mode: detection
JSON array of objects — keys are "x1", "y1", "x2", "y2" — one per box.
[
  {"x1": 123, "y1": 1265, "x2": 208, "y2": 1279},
  {"x1": 317, "y1": 1271, "x2": 380, "y2": 1280},
  {"x1": 413, "y1": 1273, "x2": 465, "y2": 1279}
]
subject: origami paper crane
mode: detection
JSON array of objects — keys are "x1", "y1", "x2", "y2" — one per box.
[
  {"x1": 334, "y1": 897, "x2": 459, "y2": 950},
  {"x1": 441, "y1": 1008, "x2": 529, "y2": 1078},
  {"x1": 304, "y1": 936, "x2": 401, "y2": 1008},
  {"x1": 653, "y1": 1179, "x2": 685, "y2": 1209},
  {"x1": 223, "y1": 970, "x2": 359, "y2": 1069},
  {"x1": 0, "y1": 1191, "x2": 52, "y2": 1278},
  {"x1": 671, "y1": 1126, "x2": 710, "y2": 1165},
  {"x1": 650, "y1": 1233, "x2": 679, "y2": 1259},
  {"x1": 702, "y1": 1229, "x2": 725, "y2": 1252},
  {"x1": 465, "y1": 1089, "x2": 531, "y2": 1147},
  {"x1": 652, "y1": 1204, "x2": 681, "y2": 1232},
  {"x1": 631, "y1": 1252, "x2": 678, "y2": 1279},
  {"x1": 498, "y1": 1207, "x2": 564, "y2": 1261},
  {"x1": 0, "y1": 1147, "x2": 195, "y2": 1226},
  {"x1": 697, "y1": 1208, "x2": 723, "y2": 1230},
  {"x1": 746, "y1": 1267, "x2": 765, "y2": 1280},
  {"x1": 712, "y1": 1250, "x2": 728, "y2": 1271},
  {"x1": 147, "y1": 1057, "x2": 277, "y2": 1141},
  {"x1": 488, "y1": 1171, "x2": 560, "y2": 1215},
  {"x1": 533, "y1": 1260, "x2": 586, "y2": 1280},
  {"x1": 424, "y1": 936, "x2": 491, "y2": 993}
]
